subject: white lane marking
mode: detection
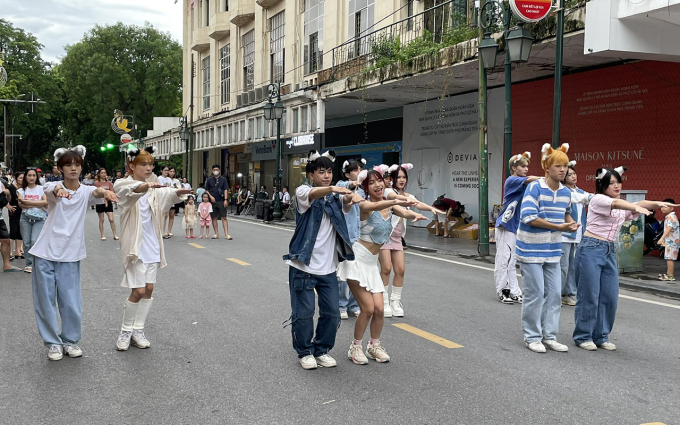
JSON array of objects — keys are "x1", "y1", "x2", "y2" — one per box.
[
  {"x1": 406, "y1": 251, "x2": 680, "y2": 310},
  {"x1": 229, "y1": 217, "x2": 294, "y2": 232}
]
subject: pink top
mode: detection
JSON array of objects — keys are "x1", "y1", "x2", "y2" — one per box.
[
  {"x1": 198, "y1": 202, "x2": 213, "y2": 219},
  {"x1": 586, "y1": 194, "x2": 639, "y2": 242}
]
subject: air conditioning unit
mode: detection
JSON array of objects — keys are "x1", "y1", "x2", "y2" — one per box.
[
  {"x1": 248, "y1": 90, "x2": 256, "y2": 104},
  {"x1": 295, "y1": 82, "x2": 303, "y2": 91},
  {"x1": 236, "y1": 94, "x2": 244, "y2": 107},
  {"x1": 255, "y1": 87, "x2": 264, "y2": 102}
]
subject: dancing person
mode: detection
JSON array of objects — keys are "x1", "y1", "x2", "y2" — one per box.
[
  {"x1": 338, "y1": 169, "x2": 425, "y2": 365},
  {"x1": 573, "y1": 168, "x2": 674, "y2": 351},
  {"x1": 30, "y1": 146, "x2": 118, "y2": 360},
  {"x1": 516, "y1": 143, "x2": 579, "y2": 354},
  {"x1": 198, "y1": 193, "x2": 213, "y2": 239},
  {"x1": 0, "y1": 179, "x2": 20, "y2": 272},
  {"x1": 560, "y1": 161, "x2": 589, "y2": 306},
  {"x1": 183, "y1": 195, "x2": 197, "y2": 239},
  {"x1": 658, "y1": 199, "x2": 679, "y2": 282},
  {"x1": 205, "y1": 165, "x2": 231, "y2": 239},
  {"x1": 114, "y1": 146, "x2": 191, "y2": 351},
  {"x1": 17, "y1": 169, "x2": 47, "y2": 273},
  {"x1": 94, "y1": 168, "x2": 119, "y2": 241},
  {"x1": 283, "y1": 150, "x2": 364, "y2": 370},
  {"x1": 8, "y1": 171, "x2": 24, "y2": 262}
]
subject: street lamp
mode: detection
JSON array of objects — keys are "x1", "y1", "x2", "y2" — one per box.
[
  {"x1": 263, "y1": 83, "x2": 284, "y2": 220},
  {"x1": 179, "y1": 116, "x2": 190, "y2": 178}
]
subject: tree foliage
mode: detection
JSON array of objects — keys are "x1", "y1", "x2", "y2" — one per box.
[{"x1": 59, "y1": 22, "x2": 182, "y2": 172}]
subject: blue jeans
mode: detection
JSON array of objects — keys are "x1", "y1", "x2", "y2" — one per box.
[
  {"x1": 32, "y1": 257, "x2": 82, "y2": 347},
  {"x1": 520, "y1": 261, "x2": 561, "y2": 343},
  {"x1": 338, "y1": 279, "x2": 359, "y2": 313},
  {"x1": 288, "y1": 267, "x2": 341, "y2": 358},
  {"x1": 573, "y1": 236, "x2": 619, "y2": 345},
  {"x1": 19, "y1": 214, "x2": 45, "y2": 268},
  {"x1": 560, "y1": 242, "x2": 578, "y2": 297}
]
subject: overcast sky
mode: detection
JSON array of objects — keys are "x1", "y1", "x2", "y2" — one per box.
[{"x1": 3, "y1": 0, "x2": 184, "y2": 63}]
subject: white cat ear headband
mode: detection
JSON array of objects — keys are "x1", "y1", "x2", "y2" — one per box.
[
  {"x1": 126, "y1": 144, "x2": 155, "y2": 163},
  {"x1": 596, "y1": 166, "x2": 626, "y2": 180},
  {"x1": 53, "y1": 145, "x2": 87, "y2": 162},
  {"x1": 510, "y1": 152, "x2": 531, "y2": 165},
  {"x1": 357, "y1": 169, "x2": 368, "y2": 185},
  {"x1": 373, "y1": 164, "x2": 389, "y2": 176},
  {"x1": 308, "y1": 150, "x2": 336, "y2": 162},
  {"x1": 388, "y1": 163, "x2": 414, "y2": 173},
  {"x1": 342, "y1": 158, "x2": 367, "y2": 173}
]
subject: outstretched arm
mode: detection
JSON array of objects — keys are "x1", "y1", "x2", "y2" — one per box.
[
  {"x1": 611, "y1": 199, "x2": 651, "y2": 215},
  {"x1": 392, "y1": 205, "x2": 428, "y2": 223}
]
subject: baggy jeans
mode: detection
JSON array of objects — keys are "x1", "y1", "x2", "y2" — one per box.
[
  {"x1": 19, "y1": 214, "x2": 45, "y2": 268},
  {"x1": 288, "y1": 266, "x2": 341, "y2": 358},
  {"x1": 560, "y1": 242, "x2": 578, "y2": 297},
  {"x1": 494, "y1": 227, "x2": 521, "y2": 296},
  {"x1": 32, "y1": 257, "x2": 82, "y2": 347},
  {"x1": 520, "y1": 261, "x2": 561, "y2": 343},
  {"x1": 338, "y1": 279, "x2": 359, "y2": 313},
  {"x1": 573, "y1": 236, "x2": 619, "y2": 345}
]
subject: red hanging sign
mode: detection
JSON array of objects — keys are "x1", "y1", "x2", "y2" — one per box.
[{"x1": 510, "y1": 0, "x2": 552, "y2": 23}]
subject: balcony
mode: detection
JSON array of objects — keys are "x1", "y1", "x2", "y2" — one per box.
[
  {"x1": 230, "y1": 1, "x2": 255, "y2": 26},
  {"x1": 256, "y1": 0, "x2": 282, "y2": 8},
  {"x1": 191, "y1": 26, "x2": 210, "y2": 52},
  {"x1": 209, "y1": 11, "x2": 231, "y2": 40}
]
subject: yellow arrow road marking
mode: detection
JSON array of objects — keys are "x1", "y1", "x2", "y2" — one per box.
[
  {"x1": 188, "y1": 243, "x2": 205, "y2": 249},
  {"x1": 226, "y1": 258, "x2": 250, "y2": 266},
  {"x1": 392, "y1": 323, "x2": 463, "y2": 348}
]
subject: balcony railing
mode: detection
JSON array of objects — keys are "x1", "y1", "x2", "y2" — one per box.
[{"x1": 329, "y1": 0, "x2": 476, "y2": 78}]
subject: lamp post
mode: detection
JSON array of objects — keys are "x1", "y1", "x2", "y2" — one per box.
[
  {"x1": 179, "y1": 116, "x2": 190, "y2": 177},
  {"x1": 477, "y1": 2, "x2": 534, "y2": 256},
  {"x1": 263, "y1": 83, "x2": 284, "y2": 220}
]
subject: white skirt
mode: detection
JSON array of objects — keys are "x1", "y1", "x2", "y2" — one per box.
[{"x1": 337, "y1": 242, "x2": 385, "y2": 294}]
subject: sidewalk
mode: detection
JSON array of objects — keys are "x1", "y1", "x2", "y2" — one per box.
[{"x1": 233, "y1": 213, "x2": 680, "y2": 299}]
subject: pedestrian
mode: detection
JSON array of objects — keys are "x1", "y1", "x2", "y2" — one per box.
[
  {"x1": 113, "y1": 146, "x2": 191, "y2": 352},
  {"x1": 380, "y1": 163, "x2": 443, "y2": 317},
  {"x1": 338, "y1": 169, "x2": 424, "y2": 365},
  {"x1": 157, "y1": 166, "x2": 174, "y2": 238},
  {"x1": 183, "y1": 195, "x2": 197, "y2": 239},
  {"x1": 494, "y1": 152, "x2": 541, "y2": 304},
  {"x1": 30, "y1": 146, "x2": 119, "y2": 360},
  {"x1": 0, "y1": 178, "x2": 21, "y2": 272},
  {"x1": 573, "y1": 168, "x2": 673, "y2": 351},
  {"x1": 198, "y1": 192, "x2": 213, "y2": 239},
  {"x1": 283, "y1": 150, "x2": 363, "y2": 370},
  {"x1": 236, "y1": 186, "x2": 251, "y2": 215},
  {"x1": 37, "y1": 169, "x2": 45, "y2": 186},
  {"x1": 195, "y1": 182, "x2": 206, "y2": 208},
  {"x1": 168, "y1": 167, "x2": 182, "y2": 228},
  {"x1": 7, "y1": 171, "x2": 24, "y2": 262},
  {"x1": 205, "y1": 165, "x2": 232, "y2": 239},
  {"x1": 516, "y1": 143, "x2": 579, "y2": 354},
  {"x1": 46, "y1": 165, "x2": 63, "y2": 182},
  {"x1": 17, "y1": 169, "x2": 47, "y2": 273},
  {"x1": 559, "y1": 161, "x2": 590, "y2": 306},
  {"x1": 658, "y1": 199, "x2": 679, "y2": 282},
  {"x1": 336, "y1": 159, "x2": 366, "y2": 320},
  {"x1": 182, "y1": 177, "x2": 191, "y2": 190},
  {"x1": 82, "y1": 172, "x2": 94, "y2": 186},
  {"x1": 94, "y1": 168, "x2": 119, "y2": 241}
]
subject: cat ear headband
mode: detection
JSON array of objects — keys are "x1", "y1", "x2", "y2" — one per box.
[
  {"x1": 388, "y1": 163, "x2": 414, "y2": 173},
  {"x1": 510, "y1": 152, "x2": 531, "y2": 165},
  {"x1": 596, "y1": 166, "x2": 626, "y2": 180},
  {"x1": 568, "y1": 160, "x2": 577, "y2": 167},
  {"x1": 126, "y1": 144, "x2": 155, "y2": 163},
  {"x1": 541, "y1": 143, "x2": 569, "y2": 161},
  {"x1": 357, "y1": 169, "x2": 368, "y2": 185},
  {"x1": 53, "y1": 145, "x2": 87, "y2": 162},
  {"x1": 342, "y1": 158, "x2": 367, "y2": 173},
  {"x1": 308, "y1": 150, "x2": 336, "y2": 162},
  {"x1": 373, "y1": 164, "x2": 389, "y2": 176}
]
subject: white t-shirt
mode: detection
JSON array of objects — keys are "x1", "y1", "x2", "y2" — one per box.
[
  {"x1": 183, "y1": 183, "x2": 191, "y2": 190},
  {"x1": 39, "y1": 177, "x2": 46, "y2": 185},
  {"x1": 18, "y1": 185, "x2": 45, "y2": 202},
  {"x1": 157, "y1": 176, "x2": 173, "y2": 187},
  {"x1": 171, "y1": 178, "x2": 181, "y2": 189},
  {"x1": 138, "y1": 193, "x2": 160, "y2": 264},
  {"x1": 29, "y1": 184, "x2": 98, "y2": 262}
]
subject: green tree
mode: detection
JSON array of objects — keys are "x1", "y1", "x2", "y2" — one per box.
[{"x1": 59, "y1": 22, "x2": 182, "y2": 172}]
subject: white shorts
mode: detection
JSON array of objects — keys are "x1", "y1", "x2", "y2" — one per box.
[
  {"x1": 436, "y1": 212, "x2": 448, "y2": 222},
  {"x1": 121, "y1": 261, "x2": 158, "y2": 289}
]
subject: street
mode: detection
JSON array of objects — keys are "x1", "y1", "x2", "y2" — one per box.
[{"x1": 1, "y1": 211, "x2": 679, "y2": 425}]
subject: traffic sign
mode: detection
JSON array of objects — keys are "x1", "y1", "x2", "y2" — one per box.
[{"x1": 509, "y1": 0, "x2": 552, "y2": 23}]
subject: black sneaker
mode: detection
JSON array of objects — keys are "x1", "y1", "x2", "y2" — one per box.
[
  {"x1": 511, "y1": 294, "x2": 523, "y2": 304},
  {"x1": 499, "y1": 289, "x2": 514, "y2": 304}
]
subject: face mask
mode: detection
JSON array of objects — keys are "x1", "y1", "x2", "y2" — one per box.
[{"x1": 213, "y1": 170, "x2": 220, "y2": 176}]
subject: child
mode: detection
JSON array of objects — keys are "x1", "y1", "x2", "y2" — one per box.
[
  {"x1": 659, "y1": 199, "x2": 679, "y2": 282},
  {"x1": 183, "y1": 195, "x2": 197, "y2": 239},
  {"x1": 338, "y1": 169, "x2": 424, "y2": 365},
  {"x1": 516, "y1": 143, "x2": 578, "y2": 354},
  {"x1": 494, "y1": 152, "x2": 540, "y2": 304},
  {"x1": 30, "y1": 146, "x2": 119, "y2": 360},
  {"x1": 114, "y1": 146, "x2": 191, "y2": 351},
  {"x1": 195, "y1": 182, "x2": 206, "y2": 208},
  {"x1": 283, "y1": 150, "x2": 364, "y2": 370},
  {"x1": 198, "y1": 193, "x2": 213, "y2": 239}
]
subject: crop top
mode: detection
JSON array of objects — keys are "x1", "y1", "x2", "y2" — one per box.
[{"x1": 359, "y1": 210, "x2": 393, "y2": 245}]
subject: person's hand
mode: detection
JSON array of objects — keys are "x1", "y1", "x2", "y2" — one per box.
[
  {"x1": 634, "y1": 205, "x2": 651, "y2": 216},
  {"x1": 345, "y1": 193, "x2": 365, "y2": 206},
  {"x1": 411, "y1": 213, "x2": 428, "y2": 223},
  {"x1": 395, "y1": 199, "x2": 418, "y2": 208},
  {"x1": 54, "y1": 188, "x2": 72, "y2": 200},
  {"x1": 103, "y1": 191, "x2": 119, "y2": 203},
  {"x1": 7, "y1": 205, "x2": 15, "y2": 213},
  {"x1": 209, "y1": 195, "x2": 216, "y2": 203},
  {"x1": 223, "y1": 200, "x2": 228, "y2": 207},
  {"x1": 559, "y1": 222, "x2": 580, "y2": 232},
  {"x1": 332, "y1": 186, "x2": 352, "y2": 195},
  {"x1": 658, "y1": 201, "x2": 680, "y2": 208},
  {"x1": 432, "y1": 208, "x2": 446, "y2": 215},
  {"x1": 147, "y1": 182, "x2": 163, "y2": 189}
]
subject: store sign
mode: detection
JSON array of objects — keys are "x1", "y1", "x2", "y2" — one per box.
[
  {"x1": 252, "y1": 140, "x2": 278, "y2": 161},
  {"x1": 286, "y1": 134, "x2": 315, "y2": 149},
  {"x1": 283, "y1": 133, "x2": 321, "y2": 154},
  {"x1": 510, "y1": 0, "x2": 551, "y2": 23}
]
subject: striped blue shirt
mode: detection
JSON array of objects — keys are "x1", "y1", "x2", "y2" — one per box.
[{"x1": 515, "y1": 178, "x2": 572, "y2": 264}]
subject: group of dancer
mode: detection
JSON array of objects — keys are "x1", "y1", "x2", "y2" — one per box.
[{"x1": 494, "y1": 143, "x2": 678, "y2": 353}]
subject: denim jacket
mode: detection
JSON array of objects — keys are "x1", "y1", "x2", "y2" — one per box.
[
  {"x1": 282, "y1": 185, "x2": 355, "y2": 268},
  {"x1": 336, "y1": 180, "x2": 365, "y2": 244},
  {"x1": 563, "y1": 186, "x2": 589, "y2": 240}
]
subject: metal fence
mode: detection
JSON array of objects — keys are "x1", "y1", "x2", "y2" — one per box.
[{"x1": 330, "y1": 0, "x2": 476, "y2": 75}]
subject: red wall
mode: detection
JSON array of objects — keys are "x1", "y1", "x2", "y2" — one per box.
[{"x1": 511, "y1": 61, "x2": 680, "y2": 203}]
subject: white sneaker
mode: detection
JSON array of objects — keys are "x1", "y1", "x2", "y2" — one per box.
[
  {"x1": 63, "y1": 344, "x2": 83, "y2": 358},
  {"x1": 577, "y1": 341, "x2": 598, "y2": 351},
  {"x1": 116, "y1": 331, "x2": 132, "y2": 351},
  {"x1": 526, "y1": 341, "x2": 546, "y2": 353},
  {"x1": 499, "y1": 289, "x2": 514, "y2": 304},
  {"x1": 340, "y1": 310, "x2": 349, "y2": 320},
  {"x1": 314, "y1": 354, "x2": 337, "y2": 367},
  {"x1": 347, "y1": 343, "x2": 368, "y2": 365},
  {"x1": 597, "y1": 342, "x2": 616, "y2": 351},
  {"x1": 367, "y1": 342, "x2": 391, "y2": 363},
  {"x1": 562, "y1": 295, "x2": 576, "y2": 306},
  {"x1": 300, "y1": 355, "x2": 318, "y2": 370},
  {"x1": 390, "y1": 300, "x2": 404, "y2": 317},
  {"x1": 542, "y1": 339, "x2": 569, "y2": 352},
  {"x1": 383, "y1": 303, "x2": 393, "y2": 318},
  {"x1": 131, "y1": 330, "x2": 151, "y2": 349},
  {"x1": 47, "y1": 345, "x2": 63, "y2": 361},
  {"x1": 350, "y1": 309, "x2": 361, "y2": 317},
  {"x1": 511, "y1": 294, "x2": 523, "y2": 304}
]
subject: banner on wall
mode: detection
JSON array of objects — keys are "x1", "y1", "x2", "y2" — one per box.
[{"x1": 402, "y1": 90, "x2": 504, "y2": 226}]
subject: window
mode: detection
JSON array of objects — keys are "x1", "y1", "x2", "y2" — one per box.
[
  {"x1": 349, "y1": 0, "x2": 374, "y2": 57},
  {"x1": 242, "y1": 30, "x2": 255, "y2": 91},
  {"x1": 301, "y1": 105, "x2": 308, "y2": 132},
  {"x1": 202, "y1": 56, "x2": 211, "y2": 111},
  {"x1": 281, "y1": 111, "x2": 287, "y2": 136},
  {"x1": 240, "y1": 121, "x2": 245, "y2": 141},
  {"x1": 310, "y1": 103, "x2": 317, "y2": 130},
  {"x1": 270, "y1": 11, "x2": 285, "y2": 84},
  {"x1": 304, "y1": 0, "x2": 324, "y2": 74},
  {"x1": 248, "y1": 119, "x2": 254, "y2": 140},
  {"x1": 293, "y1": 108, "x2": 299, "y2": 133},
  {"x1": 228, "y1": 124, "x2": 232, "y2": 143},
  {"x1": 407, "y1": 0, "x2": 414, "y2": 31},
  {"x1": 257, "y1": 117, "x2": 263, "y2": 138},
  {"x1": 210, "y1": 128, "x2": 215, "y2": 146},
  {"x1": 220, "y1": 44, "x2": 230, "y2": 105},
  {"x1": 264, "y1": 120, "x2": 270, "y2": 138},
  {"x1": 203, "y1": 0, "x2": 210, "y2": 26},
  {"x1": 219, "y1": 0, "x2": 228, "y2": 12}
]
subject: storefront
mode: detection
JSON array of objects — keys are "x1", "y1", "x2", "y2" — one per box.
[
  {"x1": 329, "y1": 142, "x2": 403, "y2": 175},
  {"x1": 252, "y1": 139, "x2": 279, "y2": 195},
  {"x1": 283, "y1": 133, "x2": 322, "y2": 192}
]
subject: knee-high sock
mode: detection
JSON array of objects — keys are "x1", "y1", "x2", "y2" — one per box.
[
  {"x1": 391, "y1": 286, "x2": 403, "y2": 302},
  {"x1": 133, "y1": 297, "x2": 153, "y2": 331},
  {"x1": 121, "y1": 299, "x2": 139, "y2": 332}
]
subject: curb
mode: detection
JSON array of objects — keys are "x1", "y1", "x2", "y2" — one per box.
[{"x1": 618, "y1": 279, "x2": 680, "y2": 300}]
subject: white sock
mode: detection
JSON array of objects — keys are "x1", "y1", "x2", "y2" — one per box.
[
  {"x1": 132, "y1": 297, "x2": 153, "y2": 331},
  {"x1": 121, "y1": 299, "x2": 139, "y2": 332},
  {"x1": 383, "y1": 289, "x2": 390, "y2": 305},
  {"x1": 391, "y1": 286, "x2": 403, "y2": 302}
]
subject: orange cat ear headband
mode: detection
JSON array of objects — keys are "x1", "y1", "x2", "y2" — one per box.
[
  {"x1": 541, "y1": 143, "x2": 570, "y2": 170},
  {"x1": 510, "y1": 151, "x2": 531, "y2": 165}
]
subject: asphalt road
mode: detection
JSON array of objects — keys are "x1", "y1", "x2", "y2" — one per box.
[{"x1": 1, "y1": 210, "x2": 679, "y2": 425}]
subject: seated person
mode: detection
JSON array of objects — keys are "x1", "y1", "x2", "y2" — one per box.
[
  {"x1": 257, "y1": 185, "x2": 269, "y2": 200},
  {"x1": 236, "y1": 187, "x2": 251, "y2": 215}
]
